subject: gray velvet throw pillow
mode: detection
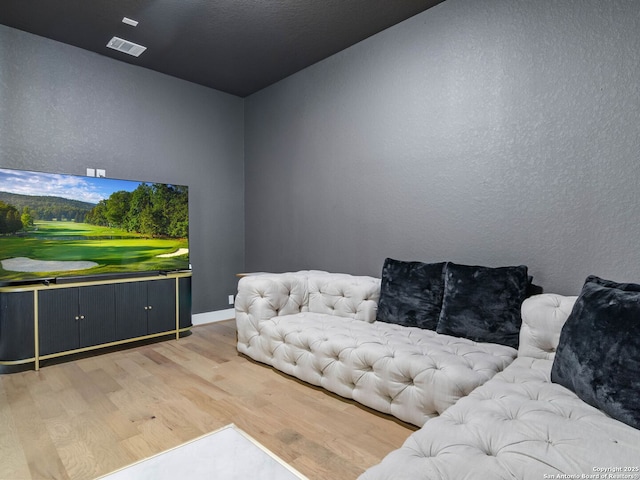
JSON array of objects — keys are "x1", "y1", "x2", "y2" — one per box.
[
  {"x1": 376, "y1": 258, "x2": 446, "y2": 330},
  {"x1": 551, "y1": 276, "x2": 640, "y2": 430},
  {"x1": 436, "y1": 263, "x2": 528, "y2": 348}
]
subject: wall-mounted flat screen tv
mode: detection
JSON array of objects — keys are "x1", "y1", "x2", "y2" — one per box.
[{"x1": 0, "y1": 167, "x2": 189, "y2": 286}]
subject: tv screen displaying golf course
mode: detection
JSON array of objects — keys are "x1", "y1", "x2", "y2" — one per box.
[{"x1": 0, "y1": 167, "x2": 189, "y2": 285}]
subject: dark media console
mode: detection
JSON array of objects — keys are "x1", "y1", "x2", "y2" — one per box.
[{"x1": 0, "y1": 271, "x2": 192, "y2": 371}]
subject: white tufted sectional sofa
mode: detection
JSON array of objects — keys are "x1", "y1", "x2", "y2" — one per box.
[
  {"x1": 237, "y1": 272, "x2": 640, "y2": 477},
  {"x1": 235, "y1": 271, "x2": 517, "y2": 427},
  {"x1": 360, "y1": 293, "x2": 640, "y2": 479}
]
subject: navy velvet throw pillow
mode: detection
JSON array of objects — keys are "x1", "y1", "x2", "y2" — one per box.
[
  {"x1": 436, "y1": 263, "x2": 528, "y2": 349},
  {"x1": 551, "y1": 276, "x2": 640, "y2": 430},
  {"x1": 376, "y1": 258, "x2": 446, "y2": 330}
]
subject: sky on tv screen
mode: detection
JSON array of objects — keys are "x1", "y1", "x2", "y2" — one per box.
[{"x1": 0, "y1": 168, "x2": 145, "y2": 204}]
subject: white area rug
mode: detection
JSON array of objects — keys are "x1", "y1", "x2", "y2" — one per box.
[{"x1": 98, "y1": 424, "x2": 307, "y2": 480}]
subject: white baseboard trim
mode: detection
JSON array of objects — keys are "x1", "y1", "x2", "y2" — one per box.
[{"x1": 192, "y1": 308, "x2": 235, "y2": 326}]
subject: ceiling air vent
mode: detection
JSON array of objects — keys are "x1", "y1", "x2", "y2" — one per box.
[{"x1": 106, "y1": 36, "x2": 146, "y2": 57}]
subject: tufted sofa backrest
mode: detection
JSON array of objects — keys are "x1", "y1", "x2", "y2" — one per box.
[
  {"x1": 236, "y1": 272, "x2": 309, "y2": 323},
  {"x1": 237, "y1": 275, "x2": 579, "y2": 361},
  {"x1": 519, "y1": 293, "x2": 577, "y2": 360},
  {"x1": 308, "y1": 274, "x2": 381, "y2": 322},
  {"x1": 235, "y1": 272, "x2": 381, "y2": 351}
]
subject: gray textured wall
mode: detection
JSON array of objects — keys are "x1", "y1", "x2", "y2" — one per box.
[
  {"x1": 245, "y1": 0, "x2": 640, "y2": 296},
  {"x1": 0, "y1": 25, "x2": 244, "y2": 313}
]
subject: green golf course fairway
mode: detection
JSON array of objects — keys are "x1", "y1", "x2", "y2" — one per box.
[{"x1": 0, "y1": 221, "x2": 188, "y2": 281}]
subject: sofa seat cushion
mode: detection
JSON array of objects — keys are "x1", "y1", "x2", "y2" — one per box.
[
  {"x1": 360, "y1": 357, "x2": 640, "y2": 480},
  {"x1": 252, "y1": 312, "x2": 516, "y2": 426}
]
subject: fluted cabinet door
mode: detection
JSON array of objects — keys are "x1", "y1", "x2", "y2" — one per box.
[
  {"x1": 38, "y1": 288, "x2": 80, "y2": 355},
  {"x1": 78, "y1": 284, "x2": 116, "y2": 348},
  {"x1": 147, "y1": 279, "x2": 176, "y2": 335},
  {"x1": 178, "y1": 277, "x2": 192, "y2": 329},
  {"x1": 114, "y1": 281, "x2": 148, "y2": 341},
  {"x1": 0, "y1": 291, "x2": 35, "y2": 360}
]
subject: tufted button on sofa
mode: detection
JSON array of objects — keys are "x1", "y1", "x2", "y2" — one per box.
[
  {"x1": 360, "y1": 293, "x2": 640, "y2": 479},
  {"x1": 235, "y1": 271, "x2": 517, "y2": 427}
]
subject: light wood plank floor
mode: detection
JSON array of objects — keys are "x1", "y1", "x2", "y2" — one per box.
[{"x1": 0, "y1": 320, "x2": 415, "y2": 480}]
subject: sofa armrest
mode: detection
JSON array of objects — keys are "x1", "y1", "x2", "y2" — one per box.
[
  {"x1": 235, "y1": 273, "x2": 308, "y2": 348},
  {"x1": 519, "y1": 293, "x2": 577, "y2": 359}
]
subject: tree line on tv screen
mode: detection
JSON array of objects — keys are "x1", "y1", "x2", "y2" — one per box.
[
  {"x1": 0, "y1": 201, "x2": 24, "y2": 234},
  {"x1": 85, "y1": 183, "x2": 189, "y2": 238},
  {"x1": 0, "y1": 183, "x2": 188, "y2": 238}
]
